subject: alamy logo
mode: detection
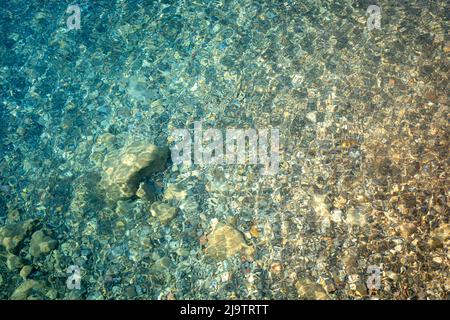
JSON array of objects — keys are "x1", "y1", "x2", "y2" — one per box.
[
  {"x1": 170, "y1": 121, "x2": 280, "y2": 175},
  {"x1": 367, "y1": 5, "x2": 381, "y2": 30},
  {"x1": 66, "y1": 265, "x2": 81, "y2": 290},
  {"x1": 366, "y1": 265, "x2": 381, "y2": 291},
  {"x1": 66, "y1": 5, "x2": 81, "y2": 31}
]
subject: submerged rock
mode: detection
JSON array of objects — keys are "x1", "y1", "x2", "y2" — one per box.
[
  {"x1": 0, "y1": 219, "x2": 38, "y2": 253},
  {"x1": 29, "y1": 230, "x2": 58, "y2": 258},
  {"x1": 19, "y1": 265, "x2": 33, "y2": 279},
  {"x1": 295, "y1": 278, "x2": 329, "y2": 300},
  {"x1": 431, "y1": 223, "x2": 449, "y2": 243},
  {"x1": 427, "y1": 223, "x2": 450, "y2": 250},
  {"x1": 205, "y1": 223, "x2": 254, "y2": 260},
  {"x1": 136, "y1": 181, "x2": 157, "y2": 202},
  {"x1": 150, "y1": 201, "x2": 177, "y2": 224},
  {"x1": 399, "y1": 222, "x2": 417, "y2": 239},
  {"x1": 101, "y1": 141, "x2": 169, "y2": 202},
  {"x1": 163, "y1": 184, "x2": 187, "y2": 201},
  {"x1": 10, "y1": 279, "x2": 46, "y2": 300},
  {"x1": 6, "y1": 253, "x2": 24, "y2": 271},
  {"x1": 150, "y1": 256, "x2": 172, "y2": 273}
]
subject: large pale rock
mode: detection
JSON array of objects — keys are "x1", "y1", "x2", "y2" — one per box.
[
  {"x1": 150, "y1": 202, "x2": 177, "y2": 224},
  {"x1": 29, "y1": 230, "x2": 58, "y2": 258},
  {"x1": 101, "y1": 141, "x2": 168, "y2": 202},
  {"x1": 295, "y1": 278, "x2": 330, "y2": 300},
  {"x1": 205, "y1": 223, "x2": 254, "y2": 260}
]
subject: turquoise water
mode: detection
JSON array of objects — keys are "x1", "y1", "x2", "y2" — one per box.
[{"x1": 0, "y1": 1, "x2": 448, "y2": 299}]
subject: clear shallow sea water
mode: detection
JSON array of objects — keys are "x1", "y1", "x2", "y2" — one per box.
[{"x1": 0, "y1": 0, "x2": 448, "y2": 299}]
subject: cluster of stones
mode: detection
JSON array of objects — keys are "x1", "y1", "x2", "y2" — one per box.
[
  {"x1": 0, "y1": 219, "x2": 58, "y2": 299},
  {"x1": 100, "y1": 141, "x2": 169, "y2": 202},
  {"x1": 101, "y1": 141, "x2": 254, "y2": 266},
  {"x1": 101, "y1": 141, "x2": 178, "y2": 224}
]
